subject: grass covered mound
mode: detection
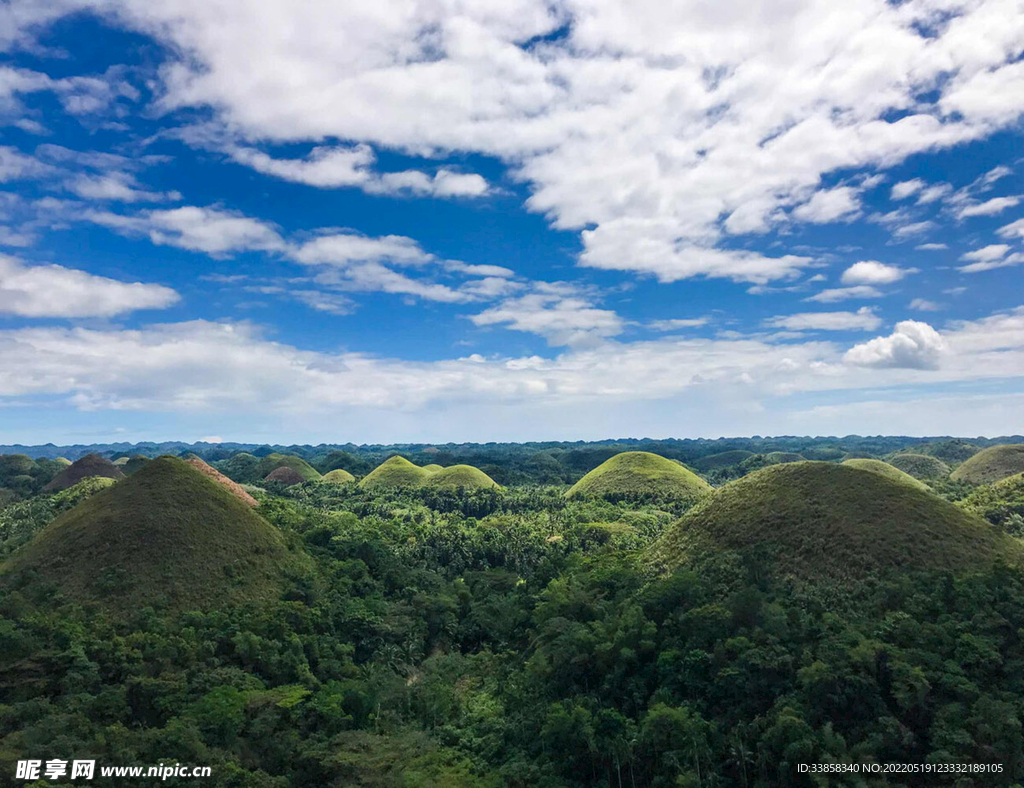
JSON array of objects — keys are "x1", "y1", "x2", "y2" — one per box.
[
  {"x1": 265, "y1": 466, "x2": 306, "y2": 485},
  {"x1": 763, "y1": 451, "x2": 804, "y2": 464},
  {"x1": 258, "y1": 453, "x2": 321, "y2": 482},
  {"x1": 650, "y1": 462, "x2": 1021, "y2": 582},
  {"x1": 957, "y1": 473, "x2": 1024, "y2": 532},
  {"x1": 423, "y1": 464, "x2": 444, "y2": 473},
  {"x1": 888, "y1": 453, "x2": 951, "y2": 481},
  {"x1": 566, "y1": 451, "x2": 712, "y2": 499},
  {"x1": 4, "y1": 457, "x2": 298, "y2": 613},
  {"x1": 841, "y1": 458, "x2": 931, "y2": 491},
  {"x1": 359, "y1": 456, "x2": 431, "y2": 490},
  {"x1": 950, "y1": 444, "x2": 1024, "y2": 485},
  {"x1": 112, "y1": 457, "x2": 130, "y2": 466},
  {"x1": 49, "y1": 476, "x2": 117, "y2": 507},
  {"x1": 124, "y1": 456, "x2": 151, "y2": 475},
  {"x1": 53, "y1": 457, "x2": 72, "y2": 466},
  {"x1": 423, "y1": 465, "x2": 499, "y2": 490},
  {"x1": 42, "y1": 454, "x2": 125, "y2": 492},
  {"x1": 185, "y1": 457, "x2": 259, "y2": 507},
  {"x1": 322, "y1": 468, "x2": 356, "y2": 484},
  {"x1": 691, "y1": 450, "x2": 754, "y2": 470}
]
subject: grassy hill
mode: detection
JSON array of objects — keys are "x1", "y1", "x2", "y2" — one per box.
[
  {"x1": 359, "y1": 456, "x2": 432, "y2": 490},
  {"x1": 566, "y1": 451, "x2": 711, "y2": 499},
  {"x1": 423, "y1": 465, "x2": 499, "y2": 490},
  {"x1": 841, "y1": 458, "x2": 931, "y2": 491},
  {"x1": 957, "y1": 473, "x2": 1024, "y2": 532},
  {"x1": 258, "y1": 453, "x2": 321, "y2": 482},
  {"x1": 888, "y1": 453, "x2": 951, "y2": 481},
  {"x1": 423, "y1": 464, "x2": 444, "y2": 473},
  {"x1": 4, "y1": 457, "x2": 301, "y2": 614},
  {"x1": 650, "y1": 462, "x2": 1021, "y2": 582},
  {"x1": 691, "y1": 450, "x2": 755, "y2": 470},
  {"x1": 265, "y1": 466, "x2": 306, "y2": 485},
  {"x1": 185, "y1": 457, "x2": 259, "y2": 507},
  {"x1": 322, "y1": 468, "x2": 356, "y2": 484},
  {"x1": 42, "y1": 454, "x2": 125, "y2": 492},
  {"x1": 950, "y1": 444, "x2": 1024, "y2": 484}
]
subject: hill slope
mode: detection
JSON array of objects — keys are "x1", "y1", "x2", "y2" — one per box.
[
  {"x1": 42, "y1": 454, "x2": 124, "y2": 492},
  {"x1": 4, "y1": 457, "x2": 297, "y2": 613},
  {"x1": 424, "y1": 465, "x2": 499, "y2": 490},
  {"x1": 566, "y1": 452, "x2": 711, "y2": 499},
  {"x1": 650, "y1": 462, "x2": 1020, "y2": 581},
  {"x1": 950, "y1": 445, "x2": 1024, "y2": 484},
  {"x1": 258, "y1": 453, "x2": 321, "y2": 481},
  {"x1": 359, "y1": 456, "x2": 431, "y2": 489},
  {"x1": 888, "y1": 453, "x2": 951, "y2": 481},
  {"x1": 841, "y1": 458, "x2": 931, "y2": 491},
  {"x1": 184, "y1": 457, "x2": 259, "y2": 507},
  {"x1": 265, "y1": 466, "x2": 306, "y2": 485},
  {"x1": 322, "y1": 468, "x2": 356, "y2": 484},
  {"x1": 957, "y1": 473, "x2": 1024, "y2": 531}
]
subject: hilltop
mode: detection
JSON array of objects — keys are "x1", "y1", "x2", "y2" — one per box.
[
  {"x1": 888, "y1": 453, "x2": 951, "y2": 481},
  {"x1": 950, "y1": 445, "x2": 1024, "y2": 485},
  {"x1": 258, "y1": 453, "x2": 321, "y2": 482},
  {"x1": 841, "y1": 458, "x2": 931, "y2": 491},
  {"x1": 4, "y1": 457, "x2": 299, "y2": 613},
  {"x1": 42, "y1": 454, "x2": 124, "y2": 492},
  {"x1": 423, "y1": 465, "x2": 499, "y2": 490},
  {"x1": 359, "y1": 456, "x2": 432, "y2": 490},
  {"x1": 566, "y1": 452, "x2": 711, "y2": 499},
  {"x1": 650, "y1": 462, "x2": 1020, "y2": 581},
  {"x1": 691, "y1": 450, "x2": 755, "y2": 470},
  {"x1": 322, "y1": 468, "x2": 356, "y2": 484},
  {"x1": 184, "y1": 456, "x2": 259, "y2": 507},
  {"x1": 265, "y1": 466, "x2": 306, "y2": 485}
]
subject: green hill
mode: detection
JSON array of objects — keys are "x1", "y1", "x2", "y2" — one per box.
[
  {"x1": 423, "y1": 464, "x2": 444, "y2": 473},
  {"x1": 49, "y1": 476, "x2": 118, "y2": 507},
  {"x1": 53, "y1": 457, "x2": 72, "y2": 466},
  {"x1": 42, "y1": 454, "x2": 125, "y2": 492},
  {"x1": 950, "y1": 445, "x2": 1024, "y2": 485},
  {"x1": 423, "y1": 465, "x2": 499, "y2": 490},
  {"x1": 841, "y1": 458, "x2": 931, "y2": 491},
  {"x1": 322, "y1": 468, "x2": 356, "y2": 484},
  {"x1": 763, "y1": 451, "x2": 804, "y2": 464},
  {"x1": 124, "y1": 456, "x2": 151, "y2": 475},
  {"x1": 4, "y1": 457, "x2": 300, "y2": 613},
  {"x1": 691, "y1": 450, "x2": 754, "y2": 470},
  {"x1": 888, "y1": 453, "x2": 951, "y2": 481},
  {"x1": 359, "y1": 456, "x2": 431, "y2": 490},
  {"x1": 185, "y1": 457, "x2": 259, "y2": 507},
  {"x1": 258, "y1": 453, "x2": 321, "y2": 481},
  {"x1": 957, "y1": 473, "x2": 1024, "y2": 531},
  {"x1": 112, "y1": 457, "x2": 130, "y2": 466},
  {"x1": 566, "y1": 452, "x2": 712, "y2": 499},
  {"x1": 265, "y1": 466, "x2": 306, "y2": 485},
  {"x1": 650, "y1": 462, "x2": 1020, "y2": 582}
]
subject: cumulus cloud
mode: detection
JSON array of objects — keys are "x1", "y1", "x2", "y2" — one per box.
[
  {"x1": 840, "y1": 260, "x2": 914, "y2": 285},
  {"x1": 997, "y1": 218, "x2": 1024, "y2": 241},
  {"x1": 957, "y1": 196, "x2": 1020, "y2": 218},
  {"x1": 844, "y1": 320, "x2": 946, "y2": 369},
  {"x1": 791, "y1": 186, "x2": 861, "y2": 224},
  {"x1": 890, "y1": 180, "x2": 924, "y2": 200},
  {"x1": 648, "y1": 317, "x2": 710, "y2": 331},
  {"x1": 0, "y1": 254, "x2": 178, "y2": 317},
  {"x1": 764, "y1": 307, "x2": 881, "y2": 331},
  {"x1": 469, "y1": 286, "x2": 623, "y2": 347},
  {"x1": 956, "y1": 243, "x2": 1024, "y2": 272},
  {"x1": 292, "y1": 233, "x2": 433, "y2": 267},
  {"x1": 909, "y1": 298, "x2": 941, "y2": 311},
  {"x1": 806, "y1": 285, "x2": 884, "y2": 303},
  {"x1": 6, "y1": 0, "x2": 1019, "y2": 284}
]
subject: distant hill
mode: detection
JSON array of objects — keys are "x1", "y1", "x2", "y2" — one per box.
[
  {"x1": 322, "y1": 468, "x2": 355, "y2": 484},
  {"x1": 359, "y1": 456, "x2": 431, "y2": 489},
  {"x1": 42, "y1": 454, "x2": 124, "y2": 492},
  {"x1": 888, "y1": 453, "x2": 951, "y2": 481},
  {"x1": 690, "y1": 450, "x2": 755, "y2": 470},
  {"x1": 950, "y1": 445, "x2": 1024, "y2": 485},
  {"x1": 258, "y1": 453, "x2": 321, "y2": 482},
  {"x1": 265, "y1": 466, "x2": 306, "y2": 485},
  {"x1": 841, "y1": 458, "x2": 931, "y2": 491},
  {"x1": 4, "y1": 457, "x2": 300, "y2": 614},
  {"x1": 424, "y1": 465, "x2": 499, "y2": 490},
  {"x1": 650, "y1": 462, "x2": 1020, "y2": 581},
  {"x1": 566, "y1": 452, "x2": 711, "y2": 499}
]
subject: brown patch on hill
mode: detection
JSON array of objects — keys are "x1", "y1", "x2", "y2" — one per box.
[
  {"x1": 265, "y1": 466, "x2": 305, "y2": 485},
  {"x1": 43, "y1": 454, "x2": 124, "y2": 492},
  {"x1": 185, "y1": 457, "x2": 259, "y2": 507}
]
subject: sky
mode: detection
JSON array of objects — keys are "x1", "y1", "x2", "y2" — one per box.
[{"x1": 0, "y1": 0, "x2": 1021, "y2": 445}]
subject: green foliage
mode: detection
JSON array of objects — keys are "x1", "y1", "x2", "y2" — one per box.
[
  {"x1": 566, "y1": 452, "x2": 711, "y2": 500},
  {"x1": 950, "y1": 444, "x2": 1024, "y2": 484},
  {"x1": 958, "y1": 473, "x2": 1024, "y2": 536}
]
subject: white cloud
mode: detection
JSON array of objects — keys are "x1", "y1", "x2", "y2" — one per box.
[
  {"x1": 957, "y1": 195, "x2": 1020, "y2": 218},
  {"x1": 957, "y1": 244, "x2": 1018, "y2": 271},
  {"x1": 909, "y1": 298, "x2": 941, "y2": 311},
  {"x1": 0, "y1": 145, "x2": 51, "y2": 181},
  {"x1": 890, "y1": 179, "x2": 924, "y2": 200},
  {"x1": 66, "y1": 172, "x2": 172, "y2": 202},
  {"x1": 648, "y1": 317, "x2": 710, "y2": 331},
  {"x1": 915, "y1": 243, "x2": 947, "y2": 251},
  {"x1": 86, "y1": 205, "x2": 285, "y2": 255},
  {"x1": 0, "y1": 254, "x2": 178, "y2": 317},
  {"x1": 292, "y1": 233, "x2": 433, "y2": 267},
  {"x1": 791, "y1": 186, "x2": 861, "y2": 224},
  {"x1": 806, "y1": 285, "x2": 884, "y2": 303},
  {"x1": 840, "y1": 260, "x2": 913, "y2": 285},
  {"x1": 469, "y1": 287, "x2": 623, "y2": 347},
  {"x1": 916, "y1": 183, "x2": 951, "y2": 204},
  {"x1": 997, "y1": 218, "x2": 1024, "y2": 241},
  {"x1": 764, "y1": 306, "x2": 881, "y2": 331},
  {"x1": 8, "y1": 0, "x2": 1018, "y2": 285},
  {"x1": 844, "y1": 320, "x2": 946, "y2": 369}
]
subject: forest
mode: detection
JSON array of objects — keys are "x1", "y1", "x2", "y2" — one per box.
[{"x1": 0, "y1": 436, "x2": 1023, "y2": 787}]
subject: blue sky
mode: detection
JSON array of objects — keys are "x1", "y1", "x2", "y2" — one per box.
[{"x1": 0, "y1": 0, "x2": 1021, "y2": 444}]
